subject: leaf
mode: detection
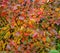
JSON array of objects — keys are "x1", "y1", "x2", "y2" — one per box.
[
  {"x1": 24, "y1": 32, "x2": 29, "y2": 36},
  {"x1": 41, "y1": 0, "x2": 46, "y2": 3},
  {"x1": 0, "y1": 31, "x2": 6, "y2": 36},
  {"x1": 49, "y1": 50, "x2": 59, "y2": 53},
  {"x1": 1, "y1": 11, "x2": 7, "y2": 17},
  {"x1": 50, "y1": 0, "x2": 54, "y2": 2},
  {"x1": 46, "y1": 36, "x2": 51, "y2": 42},
  {"x1": 56, "y1": 43, "x2": 60, "y2": 50},
  {"x1": 4, "y1": 31, "x2": 10, "y2": 39},
  {"x1": 55, "y1": 8, "x2": 60, "y2": 11},
  {"x1": 42, "y1": 37, "x2": 46, "y2": 43},
  {"x1": 18, "y1": 0, "x2": 24, "y2": 3}
]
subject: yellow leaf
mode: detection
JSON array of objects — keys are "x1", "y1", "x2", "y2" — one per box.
[
  {"x1": 55, "y1": 8, "x2": 60, "y2": 11},
  {"x1": 4, "y1": 32, "x2": 10, "y2": 39}
]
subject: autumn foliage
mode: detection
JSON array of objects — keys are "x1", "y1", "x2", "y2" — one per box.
[{"x1": 0, "y1": 0, "x2": 60, "y2": 53}]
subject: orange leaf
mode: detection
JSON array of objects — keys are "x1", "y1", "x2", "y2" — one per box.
[
  {"x1": 50, "y1": 0, "x2": 54, "y2": 2},
  {"x1": 18, "y1": 0, "x2": 24, "y2": 3},
  {"x1": 35, "y1": 0, "x2": 40, "y2": 2},
  {"x1": 29, "y1": 24, "x2": 34, "y2": 28},
  {"x1": 14, "y1": 9, "x2": 20, "y2": 13},
  {"x1": 42, "y1": 0, "x2": 46, "y2": 3},
  {"x1": 42, "y1": 37, "x2": 46, "y2": 42},
  {"x1": 30, "y1": 43, "x2": 34, "y2": 48}
]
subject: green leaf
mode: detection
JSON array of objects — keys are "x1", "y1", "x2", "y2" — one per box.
[
  {"x1": 46, "y1": 36, "x2": 51, "y2": 43},
  {"x1": 49, "y1": 50, "x2": 59, "y2": 53}
]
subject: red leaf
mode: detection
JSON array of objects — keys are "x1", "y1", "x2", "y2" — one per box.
[
  {"x1": 33, "y1": 32, "x2": 38, "y2": 38},
  {"x1": 1, "y1": 11, "x2": 7, "y2": 16},
  {"x1": 24, "y1": 33, "x2": 29, "y2": 36},
  {"x1": 37, "y1": 11, "x2": 43, "y2": 15}
]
